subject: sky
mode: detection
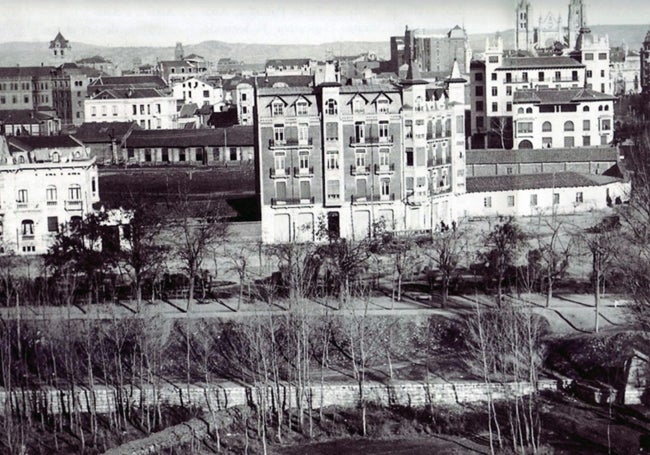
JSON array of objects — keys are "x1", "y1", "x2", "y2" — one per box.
[{"x1": 3, "y1": 0, "x2": 649, "y2": 47}]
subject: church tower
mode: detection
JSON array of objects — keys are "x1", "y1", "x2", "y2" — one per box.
[
  {"x1": 515, "y1": 0, "x2": 533, "y2": 52},
  {"x1": 49, "y1": 31, "x2": 71, "y2": 62},
  {"x1": 567, "y1": 0, "x2": 587, "y2": 49}
]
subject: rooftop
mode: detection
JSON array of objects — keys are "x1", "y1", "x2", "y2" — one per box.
[
  {"x1": 266, "y1": 58, "x2": 312, "y2": 67},
  {"x1": 90, "y1": 88, "x2": 170, "y2": 100},
  {"x1": 467, "y1": 172, "x2": 621, "y2": 193},
  {"x1": 126, "y1": 125, "x2": 254, "y2": 148},
  {"x1": 8, "y1": 135, "x2": 82, "y2": 151},
  {"x1": 498, "y1": 56, "x2": 584, "y2": 70},
  {"x1": 73, "y1": 121, "x2": 138, "y2": 143},
  {"x1": 0, "y1": 66, "x2": 55, "y2": 78},
  {"x1": 0, "y1": 110, "x2": 55, "y2": 124},
  {"x1": 513, "y1": 87, "x2": 617, "y2": 104},
  {"x1": 89, "y1": 75, "x2": 167, "y2": 89},
  {"x1": 467, "y1": 147, "x2": 619, "y2": 165}
]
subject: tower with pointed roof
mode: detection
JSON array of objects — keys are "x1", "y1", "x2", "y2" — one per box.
[
  {"x1": 49, "y1": 31, "x2": 71, "y2": 62},
  {"x1": 515, "y1": 0, "x2": 534, "y2": 53}
]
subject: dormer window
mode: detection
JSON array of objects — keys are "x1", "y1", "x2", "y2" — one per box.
[
  {"x1": 51, "y1": 151, "x2": 60, "y2": 162},
  {"x1": 377, "y1": 98, "x2": 389, "y2": 114},
  {"x1": 353, "y1": 98, "x2": 365, "y2": 114},
  {"x1": 296, "y1": 100, "x2": 308, "y2": 116},
  {"x1": 325, "y1": 99, "x2": 338, "y2": 115},
  {"x1": 272, "y1": 101, "x2": 284, "y2": 116}
]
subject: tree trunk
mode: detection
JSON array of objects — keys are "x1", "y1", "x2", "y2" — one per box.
[
  {"x1": 594, "y1": 270, "x2": 601, "y2": 333},
  {"x1": 546, "y1": 277, "x2": 553, "y2": 308},
  {"x1": 442, "y1": 275, "x2": 449, "y2": 308}
]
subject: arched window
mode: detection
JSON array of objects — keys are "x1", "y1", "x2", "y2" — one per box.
[
  {"x1": 68, "y1": 184, "x2": 82, "y2": 201},
  {"x1": 564, "y1": 121, "x2": 574, "y2": 132},
  {"x1": 598, "y1": 105, "x2": 603, "y2": 111},
  {"x1": 325, "y1": 99, "x2": 338, "y2": 115},
  {"x1": 526, "y1": 107, "x2": 533, "y2": 114},
  {"x1": 519, "y1": 140, "x2": 533, "y2": 149},
  {"x1": 604, "y1": 105, "x2": 609, "y2": 111},
  {"x1": 542, "y1": 121, "x2": 552, "y2": 132},
  {"x1": 517, "y1": 107, "x2": 524, "y2": 114},
  {"x1": 18, "y1": 156, "x2": 25, "y2": 164},
  {"x1": 21, "y1": 220, "x2": 34, "y2": 236},
  {"x1": 583, "y1": 105, "x2": 590, "y2": 112},
  {"x1": 51, "y1": 151, "x2": 60, "y2": 162}
]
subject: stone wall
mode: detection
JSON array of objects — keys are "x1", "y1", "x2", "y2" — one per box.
[{"x1": 0, "y1": 378, "x2": 559, "y2": 417}]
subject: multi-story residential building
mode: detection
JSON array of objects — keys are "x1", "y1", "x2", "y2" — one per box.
[
  {"x1": 265, "y1": 59, "x2": 315, "y2": 76},
  {"x1": 256, "y1": 62, "x2": 467, "y2": 243},
  {"x1": 157, "y1": 58, "x2": 208, "y2": 85},
  {"x1": 172, "y1": 77, "x2": 224, "y2": 108},
  {"x1": 570, "y1": 28, "x2": 611, "y2": 94},
  {"x1": 84, "y1": 88, "x2": 177, "y2": 130},
  {"x1": 123, "y1": 126, "x2": 253, "y2": 165},
  {"x1": 512, "y1": 88, "x2": 615, "y2": 149},
  {"x1": 0, "y1": 134, "x2": 99, "y2": 254},
  {"x1": 641, "y1": 29, "x2": 650, "y2": 95}
]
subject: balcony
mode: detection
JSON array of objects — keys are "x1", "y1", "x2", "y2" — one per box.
[
  {"x1": 427, "y1": 157, "x2": 451, "y2": 167},
  {"x1": 349, "y1": 135, "x2": 394, "y2": 147},
  {"x1": 374, "y1": 163, "x2": 395, "y2": 175},
  {"x1": 271, "y1": 197, "x2": 315, "y2": 207},
  {"x1": 269, "y1": 167, "x2": 291, "y2": 178},
  {"x1": 16, "y1": 202, "x2": 29, "y2": 210},
  {"x1": 351, "y1": 193, "x2": 395, "y2": 204},
  {"x1": 47, "y1": 201, "x2": 57, "y2": 206},
  {"x1": 293, "y1": 166, "x2": 314, "y2": 177},
  {"x1": 21, "y1": 234, "x2": 35, "y2": 241},
  {"x1": 269, "y1": 138, "x2": 313, "y2": 149},
  {"x1": 65, "y1": 200, "x2": 83, "y2": 211},
  {"x1": 350, "y1": 164, "x2": 370, "y2": 176}
]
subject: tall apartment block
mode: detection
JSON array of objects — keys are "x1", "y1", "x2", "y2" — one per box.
[{"x1": 256, "y1": 62, "x2": 467, "y2": 243}]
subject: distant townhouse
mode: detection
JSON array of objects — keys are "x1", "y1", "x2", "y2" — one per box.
[
  {"x1": 157, "y1": 58, "x2": 208, "y2": 85},
  {"x1": 73, "y1": 121, "x2": 139, "y2": 164},
  {"x1": 0, "y1": 110, "x2": 60, "y2": 136},
  {"x1": 256, "y1": 61, "x2": 467, "y2": 243},
  {"x1": 265, "y1": 59, "x2": 315, "y2": 76},
  {"x1": 75, "y1": 55, "x2": 117, "y2": 76},
  {"x1": 123, "y1": 125, "x2": 254, "y2": 165},
  {"x1": 512, "y1": 88, "x2": 615, "y2": 149},
  {"x1": 0, "y1": 135, "x2": 99, "y2": 254},
  {"x1": 84, "y1": 88, "x2": 177, "y2": 130},
  {"x1": 172, "y1": 77, "x2": 224, "y2": 108}
]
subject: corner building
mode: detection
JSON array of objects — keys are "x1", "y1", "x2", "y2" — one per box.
[{"x1": 256, "y1": 63, "x2": 467, "y2": 243}]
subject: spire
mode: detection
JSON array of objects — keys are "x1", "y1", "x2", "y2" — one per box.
[
  {"x1": 406, "y1": 55, "x2": 421, "y2": 81},
  {"x1": 451, "y1": 60, "x2": 461, "y2": 80}
]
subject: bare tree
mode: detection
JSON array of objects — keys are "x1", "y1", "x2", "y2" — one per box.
[{"x1": 535, "y1": 216, "x2": 573, "y2": 307}]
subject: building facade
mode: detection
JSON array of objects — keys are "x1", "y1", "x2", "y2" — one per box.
[
  {"x1": 256, "y1": 63, "x2": 467, "y2": 243},
  {"x1": 0, "y1": 135, "x2": 99, "y2": 255},
  {"x1": 172, "y1": 77, "x2": 224, "y2": 108},
  {"x1": 641, "y1": 30, "x2": 650, "y2": 95}
]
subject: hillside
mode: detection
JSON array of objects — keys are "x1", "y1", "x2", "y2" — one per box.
[{"x1": 0, "y1": 24, "x2": 646, "y2": 70}]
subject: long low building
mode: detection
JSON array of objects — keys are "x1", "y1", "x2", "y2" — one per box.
[
  {"x1": 466, "y1": 146, "x2": 620, "y2": 177},
  {"x1": 123, "y1": 126, "x2": 254, "y2": 165},
  {"x1": 459, "y1": 171, "x2": 629, "y2": 218}
]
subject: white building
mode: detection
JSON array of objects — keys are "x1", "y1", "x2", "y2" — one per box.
[
  {"x1": 570, "y1": 28, "x2": 612, "y2": 95},
  {"x1": 84, "y1": 88, "x2": 177, "y2": 130},
  {"x1": 0, "y1": 135, "x2": 99, "y2": 255},
  {"x1": 512, "y1": 88, "x2": 615, "y2": 149},
  {"x1": 460, "y1": 172, "x2": 629, "y2": 218},
  {"x1": 172, "y1": 77, "x2": 224, "y2": 109}
]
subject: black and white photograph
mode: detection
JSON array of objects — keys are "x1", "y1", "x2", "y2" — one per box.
[{"x1": 0, "y1": 0, "x2": 650, "y2": 453}]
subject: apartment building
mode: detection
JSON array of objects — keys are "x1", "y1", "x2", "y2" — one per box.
[
  {"x1": 256, "y1": 62, "x2": 467, "y2": 243},
  {"x1": 84, "y1": 88, "x2": 177, "y2": 130},
  {"x1": 0, "y1": 135, "x2": 99, "y2": 255},
  {"x1": 172, "y1": 77, "x2": 224, "y2": 108}
]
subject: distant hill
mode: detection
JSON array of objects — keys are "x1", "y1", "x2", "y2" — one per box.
[{"x1": 0, "y1": 24, "x2": 646, "y2": 70}]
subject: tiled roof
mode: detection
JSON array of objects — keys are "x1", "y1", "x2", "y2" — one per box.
[
  {"x1": 49, "y1": 32, "x2": 69, "y2": 48},
  {"x1": 237, "y1": 75, "x2": 314, "y2": 89},
  {"x1": 76, "y1": 55, "x2": 111, "y2": 64},
  {"x1": 73, "y1": 121, "x2": 137, "y2": 143},
  {"x1": 258, "y1": 86, "x2": 314, "y2": 96},
  {"x1": 498, "y1": 56, "x2": 583, "y2": 69},
  {"x1": 513, "y1": 88, "x2": 617, "y2": 104},
  {"x1": 184, "y1": 53, "x2": 204, "y2": 60},
  {"x1": 8, "y1": 135, "x2": 81, "y2": 151},
  {"x1": 467, "y1": 172, "x2": 620, "y2": 193},
  {"x1": 89, "y1": 75, "x2": 167, "y2": 88},
  {"x1": 467, "y1": 147, "x2": 619, "y2": 165},
  {"x1": 91, "y1": 88, "x2": 169, "y2": 99},
  {"x1": 0, "y1": 66, "x2": 55, "y2": 78},
  {"x1": 0, "y1": 110, "x2": 54, "y2": 124},
  {"x1": 339, "y1": 84, "x2": 400, "y2": 94},
  {"x1": 127, "y1": 126, "x2": 253, "y2": 148},
  {"x1": 179, "y1": 103, "x2": 198, "y2": 118},
  {"x1": 266, "y1": 58, "x2": 311, "y2": 67}
]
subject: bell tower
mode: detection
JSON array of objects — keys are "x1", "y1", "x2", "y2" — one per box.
[
  {"x1": 515, "y1": 0, "x2": 533, "y2": 52},
  {"x1": 567, "y1": 0, "x2": 587, "y2": 49},
  {"x1": 49, "y1": 31, "x2": 71, "y2": 62}
]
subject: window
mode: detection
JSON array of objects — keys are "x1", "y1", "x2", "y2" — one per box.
[
  {"x1": 379, "y1": 148, "x2": 390, "y2": 166},
  {"x1": 488, "y1": 56, "x2": 499, "y2": 63},
  {"x1": 475, "y1": 86, "x2": 483, "y2": 96},
  {"x1": 491, "y1": 87, "x2": 498, "y2": 96},
  {"x1": 506, "y1": 102, "x2": 512, "y2": 112},
  {"x1": 91, "y1": 106, "x2": 96, "y2": 117},
  {"x1": 68, "y1": 184, "x2": 82, "y2": 200},
  {"x1": 538, "y1": 71, "x2": 544, "y2": 82},
  {"x1": 491, "y1": 102, "x2": 498, "y2": 112},
  {"x1": 325, "y1": 99, "x2": 338, "y2": 115},
  {"x1": 326, "y1": 151, "x2": 339, "y2": 170},
  {"x1": 564, "y1": 121, "x2": 574, "y2": 132},
  {"x1": 203, "y1": 90, "x2": 210, "y2": 98},
  {"x1": 585, "y1": 53, "x2": 594, "y2": 61},
  {"x1": 273, "y1": 124, "x2": 285, "y2": 143},
  {"x1": 555, "y1": 71, "x2": 561, "y2": 81},
  {"x1": 506, "y1": 86, "x2": 512, "y2": 96},
  {"x1": 379, "y1": 120, "x2": 389, "y2": 140},
  {"x1": 586, "y1": 70, "x2": 592, "y2": 78},
  {"x1": 601, "y1": 119, "x2": 611, "y2": 131},
  {"x1": 405, "y1": 148, "x2": 414, "y2": 166},
  {"x1": 517, "y1": 122, "x2": 533, "y2": 134},
  {"x1": 491, "y1": 73, "x2": 497, "y2": 81},
  {"x1": 476, "y1": 101, "x2": 484, "y2": 111},
  {"x1": 530, "y1": 194, "x2": 538, "y2": 206},
  {"x1": 598, "y1": 52, "x2": 607, "y2": 60},
  {"x1": 21, "y1": 220, "x2": 34, "y2": 236},
  {"x1": 542, "y1": 121, "x2": 552, "y2": 132},
  {"x1": 299, "y1": 180, "x2": 311, "y2": 200},
  {"x1": 325, "y1": 122, "x2": 338, "y2": 140},
  {"x1": 276, "y1": 180, "x2": 287, "y2": 200},
  {"x1": 355, "y1": 150, "x2": 366, "y2": 167},
  {"x1": 353, "y1": 98, "x2": 365, "y2": 114},
  {"x1": 230, "y1": 147, "x2": 238, "y2": 161},
  {"x1": 326, "y1": 180, "x2": 340, "y2": 199},
  {"x1": 299, "y1": 152, "x2": 310, "y2": 170},
  {"x1": 564, "y1": 136, "x2": 575, "y2": 148},
  {"x1": 17, "y1": 189, "x2": 28, "y2": 204},
  {"x1": 380, "y1": 178, "x2": 390, "y2": 197},
  {"x1": 583, "y1": 136, "x2": 591, "y2": 146},
  {"x1": 522, "y1": 72, "x2": 528, "y2": 82},
  {"x1": 241, "y1": 93, "x2": 247, "y2": 102},
  {"x1": 355, "y1": 121, "x2": 365, "y2": 142},
  {"x1": 296, "y1": 100, "x2": 308, "y2": 115},
  {"x1": 179, "y1": 149, "x2": 186, "y2": 161},
  {"x1": 576, "y1": 192, "x2": 584, "y2": 203},
  {"x1": 507, "y1": 195, "x2": 515, "y2": 207},
  {"x1": 475, "y1": 72, "x2": 483, "y2": 81},
  {"x1": 272, "y1": 101, "x2": 284, "y2": 116},
  {"x1": 483, "y1": 196, "x2": 492, "y2": 208},
  {"x1": 274, "y1": 153, "x2": 286, "y2": 171},
  {"x1": 46, "y1": 186, "x2": 57, "y2": 203},
  {"x1": 583, "y1": 119, "x2": 590, "y2": 131},
  {"x1": 156, "y1": 104, "x2": 161, "y2": 114},
  {"x1": 47, "y1": 216, "x2": 59, "y2": 233},
  {"x1": 132, "y1": 105, "x2": 137, "y2": 115},
  {"x1": 553, "y1": 193, "x2": 560, "y2": 205},
  {"x1": 377, "y1": 99, "x2": 389, "y2": 113},
  {"x1": 583, "y1": 105, "x2": 590, "y2": 112},
  {"x1": 505, "y1": 73, "x2": 512, "y2": 83},
  {"x1": 140, "y1": 104, "x2": 145, "y2": 114},
  {"x1": 162, "y1": 148, "x2": 169, "y2": 162}
]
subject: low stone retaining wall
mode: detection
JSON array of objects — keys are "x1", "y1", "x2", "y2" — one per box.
[{"x1": 0, "y1": 379, "x2": 559, "y2": 417}]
